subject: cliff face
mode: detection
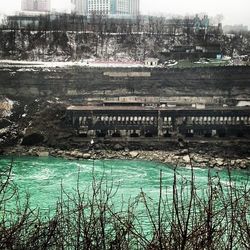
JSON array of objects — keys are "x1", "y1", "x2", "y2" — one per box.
[
  {"x1": 1, "y1": 29, "x2": 249, "y2": 62},
  {"x1": 0, "y1": 30, "x2": 168, "y2": 61},
  {"x1": 0, "y1": 65, "x2": 250, "y2": 104},
  {"x1": 0, "y1": 64, "x2": 250, "y2": 149}
]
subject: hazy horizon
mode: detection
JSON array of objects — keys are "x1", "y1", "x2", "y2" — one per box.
[{"x1": 0, "y1": 0, "x2": 249, "y2": 28}]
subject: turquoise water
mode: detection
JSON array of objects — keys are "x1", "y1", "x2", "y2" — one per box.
[{"x1": 0, "y1": 156, "x2": 249, "y2": 212}]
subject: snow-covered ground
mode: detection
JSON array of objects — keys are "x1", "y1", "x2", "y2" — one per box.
[{"x1": 0, "y1": 59, "x2": 146, "y2": 68}]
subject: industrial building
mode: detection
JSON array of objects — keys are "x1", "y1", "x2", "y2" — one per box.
[{"x1": 67, "y1": 105, "x2": 250, "y2": 138}]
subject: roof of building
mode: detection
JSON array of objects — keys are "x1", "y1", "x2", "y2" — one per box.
[
  {"x1": 145, "y1": 58, "x2": 159, "y2": 62},
  {"x1": 67, "y1": 105, "x2": 250, "y2": 112}
]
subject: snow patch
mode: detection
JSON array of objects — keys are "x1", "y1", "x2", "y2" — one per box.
[
  {"x1": 0, "y1": 59, "x2": 145, "y2": 68},
  {"x1": 0, "y1": 127, "x2": 9, "y2": 134},
  {"x1": 17, "y1": 68, "x2": 39, "y2": 72}
]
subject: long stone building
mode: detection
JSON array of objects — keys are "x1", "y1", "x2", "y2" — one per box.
[{"x1": 67, "y1": 105, "x2": 250, "y2": 138}]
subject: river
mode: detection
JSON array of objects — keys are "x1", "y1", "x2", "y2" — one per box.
[{"x1": 0, "y1": 156, "x2": 249, "y2": 212}]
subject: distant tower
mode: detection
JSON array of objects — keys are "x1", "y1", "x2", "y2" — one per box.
[
  {"x1": 116, "y1": 0, "x2": 129, "y2": 15},
  {"x1": 128, "y1": 0, "x2": 140, "y2": 16},
  {"x1": 71, "y1": 0, "x2": 88, "y2": 15},
  {"x1": 88, "y1": 0, "x2": 112, "y2": 15},
  {"x1": 21, "y1": 0, "x2": 51, "y2": 12}
]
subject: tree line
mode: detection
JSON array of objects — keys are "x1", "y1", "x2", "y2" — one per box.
[{"x1": 0, "y1": 13, "x2": 220, "y2": 36}]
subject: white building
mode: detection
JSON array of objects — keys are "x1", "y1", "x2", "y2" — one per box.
[
  {"x1": 87, "y1": 0, "x2": 140, "y2": 16},
  {"x1": 21, "y1": 0, "x2": 51, "y2": 12},
  {"x1": 128, "y1": 0, "x2": 139, "y2": 16},
  {"x1": 87, "y1": 0, "x2": 111, "y2": 15},
  {"x1": 71, "y1": 0, "x2": 88, "y2": 15},
  {"x1": 116, "y1": 0, "x2": 129, "y2": 15},
  {"x1": 145, "y1": 58, "x2": 159, "y2": 67}
]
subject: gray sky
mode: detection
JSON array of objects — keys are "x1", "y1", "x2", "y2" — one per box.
[{"x1": 0, "y1": 0, "x2": 249, "y2": 27}]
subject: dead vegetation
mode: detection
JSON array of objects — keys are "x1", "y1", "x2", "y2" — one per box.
[{"x1": 0, "y1": 158, "x2": 249, "y2": 249}]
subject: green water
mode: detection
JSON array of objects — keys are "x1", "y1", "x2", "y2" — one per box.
[{"x1": 0, "y1": 156, "x2": 249, "y2": 212}]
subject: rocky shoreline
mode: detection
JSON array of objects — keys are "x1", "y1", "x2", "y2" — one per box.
[{"x1": 2, "y1": 145, "x2": 250, "y2": 170}]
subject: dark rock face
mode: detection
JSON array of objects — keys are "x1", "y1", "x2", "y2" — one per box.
[
  {"x1": 0, "y1": 118, "x2": 12, "y2": 129},
  {"x1": 21, "y1": 133, "x2": 44, "y2": 146},
  {"x1": 0, "y1": 66, "x2": 250, "y2": 104},
  {"x1": 113, "y1": 143, "x2": 124, "y2": 151}
]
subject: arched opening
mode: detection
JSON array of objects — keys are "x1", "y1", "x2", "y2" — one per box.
[
  {"x1": 164, "y1": 132, "x2": 171, "y2": 137},
  {"x1": 185, "y1": 132, "x2": 194, "y2": 137},
  {"x1": 145, "y1": 131, "x2": 153, "y2": 137},
  {"x1": 185, "y1": 129, "x2": 194, "y2": 137},
  {"x1": 218, "y1": 129, "x2": 226, "y2": 137},
  {"x1": 237, "y1": 131, "x2": 244, "y2": 137},
  {"x1": 96, "y1": 130, "x2": 106, "y2": 137},
  {"x1": 112, "y1": 131, "x2": 121, "y2": 137},
  {"x1": 164, "y1": 130, "x2": 171, "y2": 137},
  {"x1": 130, "y1": 131, "x2": 140, "y2": 137},
  {"x1": 79, "y1": 132, "x2": 88, "y2": 138},
  {"x1": 204, "y1": 131, "x2": 212, "y2": 138}
]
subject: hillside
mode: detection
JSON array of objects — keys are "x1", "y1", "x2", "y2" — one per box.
[{"x1": 0, "y1": 27, "x2": 249, "y2": 62}]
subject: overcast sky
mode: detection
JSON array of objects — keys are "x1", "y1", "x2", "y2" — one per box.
[{"x1": 0, "y1": 0, "x2": 249, "y2": 27}]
